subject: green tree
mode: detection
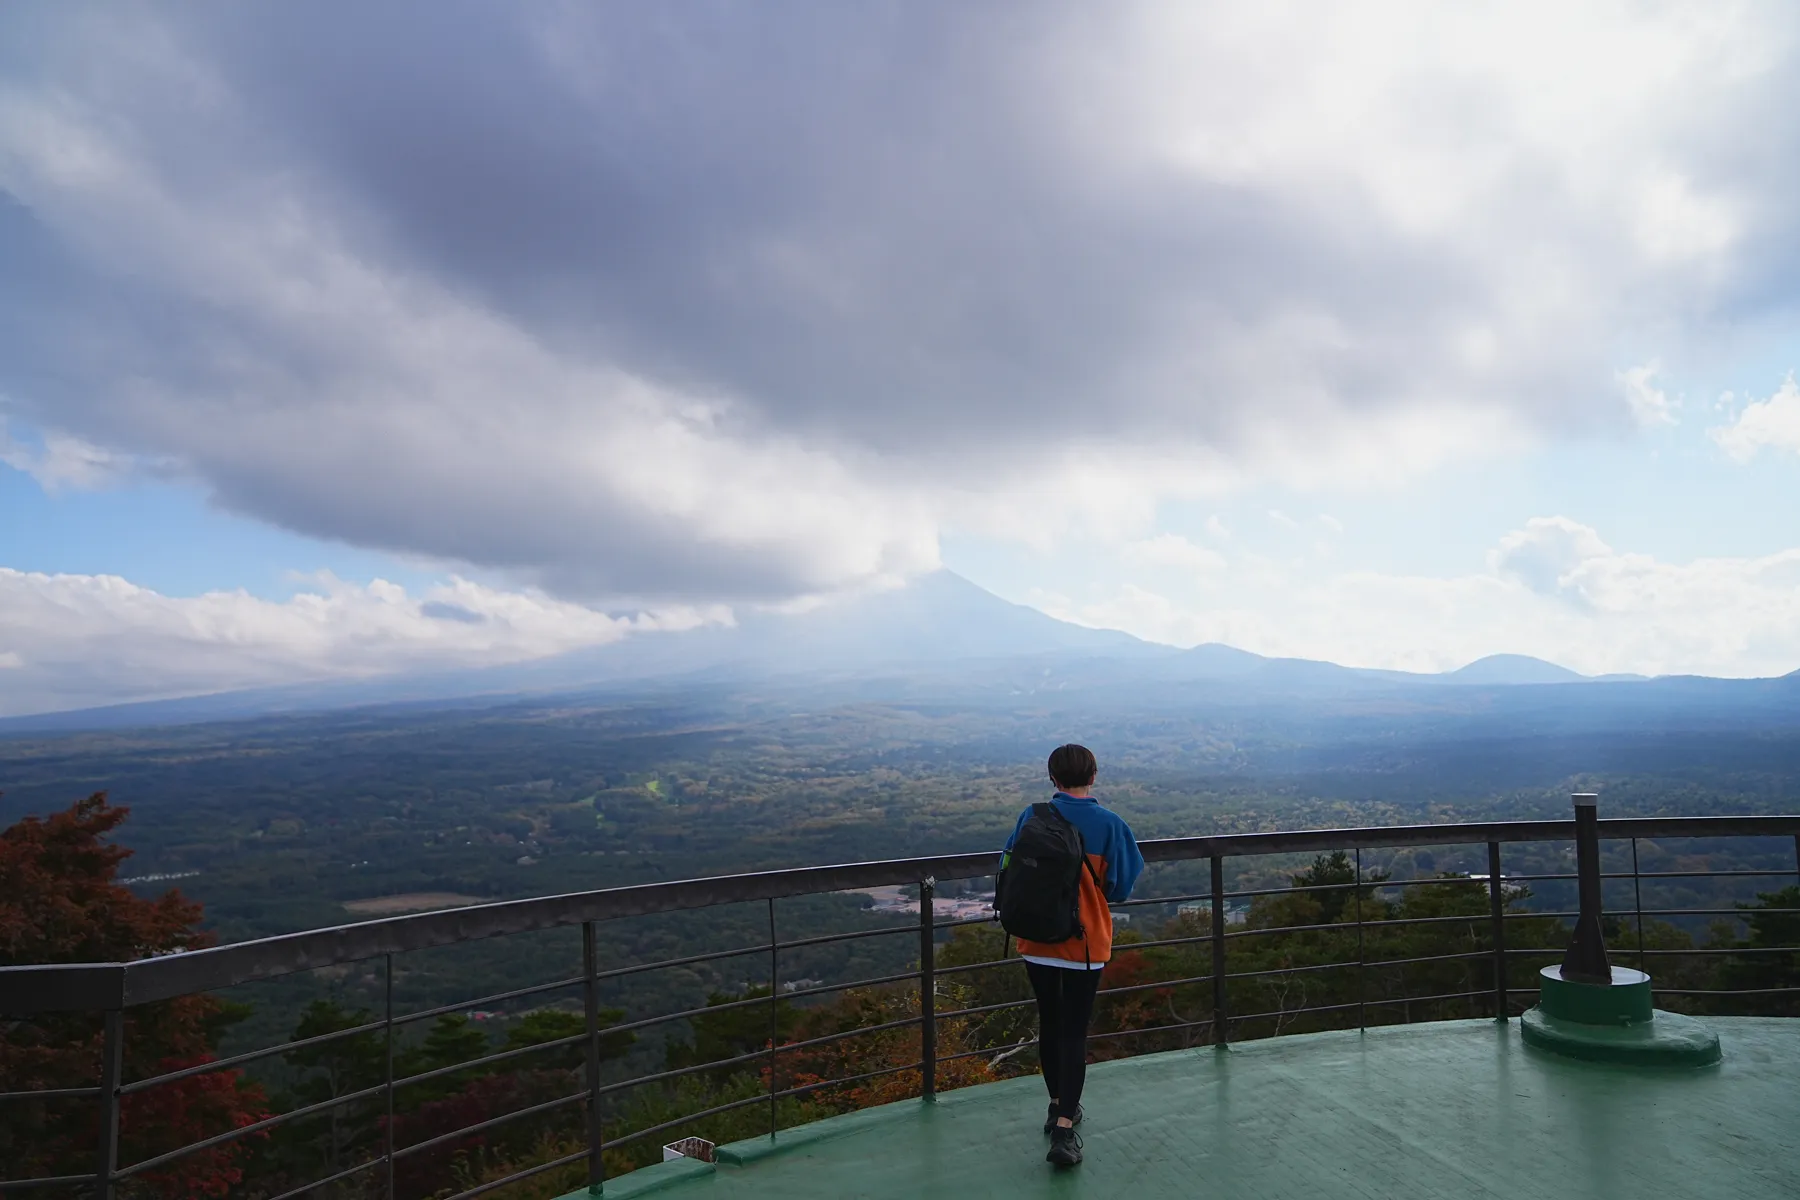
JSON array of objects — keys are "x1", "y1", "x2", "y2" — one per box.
[
  {"x1": 1720, "y1": 885, "x2": 1800, "y2": 1015},
  {"x1": 400, "y1": 1013, "x2": 492, "y2": 1101},
  {"x1": 665, "y1": 988, "x2": 797, "y2": 1074},
  {"x1": 502, "y1": 1008, "x2": 635, "y2": 1071},
  {"x1": 1289, "y1": 851, "x2": 1388, "y2": 924},
  {"x1": 280, "y1": 1000, "x2": 387, "y2": 1174}
]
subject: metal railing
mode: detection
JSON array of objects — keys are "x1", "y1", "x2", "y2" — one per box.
[{"x1": 2, "y1": 813, "x2": 1798, "y2": 1199}]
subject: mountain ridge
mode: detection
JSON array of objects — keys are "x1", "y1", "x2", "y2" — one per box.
[{"x1": 2, "y1": 569, "x2": 1784, "y2": 733}]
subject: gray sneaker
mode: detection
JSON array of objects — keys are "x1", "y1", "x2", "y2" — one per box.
[
  {"x1": 1043, "y1": 1103, "x2": 1084, "y2": 1135},
  {"x1": 1046, "y1": 1125, "x2": 1083, "y2": 1168}
]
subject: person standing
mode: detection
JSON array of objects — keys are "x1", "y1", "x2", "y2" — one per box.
[{"x1": 997, "y1": 744, "x2": 1143, "y2": 1168}]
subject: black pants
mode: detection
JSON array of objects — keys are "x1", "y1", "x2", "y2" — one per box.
[{"x1": 1026, "y1": 960, "x2": 1102, "y2": 1121}]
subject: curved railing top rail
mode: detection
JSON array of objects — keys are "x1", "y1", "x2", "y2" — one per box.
[{"x1": 5, "y1": 814, "x2": 1797, "y2": 1015}]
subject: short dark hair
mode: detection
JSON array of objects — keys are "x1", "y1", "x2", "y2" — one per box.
[{"x1": 1048, "y1": 743, "x2": 1098, "y2": 790}]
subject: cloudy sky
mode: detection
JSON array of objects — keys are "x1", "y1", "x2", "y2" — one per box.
[{"x1": 4, "y1": 1, "x2": 1800, "y2": 714}]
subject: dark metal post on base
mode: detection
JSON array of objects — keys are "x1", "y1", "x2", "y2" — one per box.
[
  {"x1": 1522, "y1": 791, "x2": 1721, "y2": 1066},
  {"x1": 1561, "y1": 793, "x2": 1612, "y2": 984},
  {"x1": 919, "y1": 877, "x2": 936, "y2": 1102}
]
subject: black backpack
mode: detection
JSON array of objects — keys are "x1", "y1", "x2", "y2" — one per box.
[{"x1": 995, "y1": 803, "x2": 1100, "y2": 944}]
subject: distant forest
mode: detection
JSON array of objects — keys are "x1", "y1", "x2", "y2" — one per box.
[{"x1": 3, "y1": 681, "x2": 1797, "y2": 1195}]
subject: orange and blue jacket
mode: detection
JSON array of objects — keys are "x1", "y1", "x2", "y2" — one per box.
[{"x1": 1001, "y1": 793, "x2": 1144, "y2": 966}]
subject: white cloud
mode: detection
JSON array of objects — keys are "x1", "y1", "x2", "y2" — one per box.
[
  {"x1": 1121, "y1": 534, "x2": 1226, "y2": 573},
  {"x1": 0, "y1": 570, "x2": 725, "y2": 716},
  {"x1": 1040, "y1": 518, "x2": 1800, "y2": 678},
  {"x1": 1, "y1": 4, "x2": 1795, "y2": 606},
  {"x1": 0, "y1": 424, "x2": 136, "y2": 493},
  {"x1": 1490, "y1": 516, "x2": 1615, "y2": 603},
  {"x1": 1710, "y1": 373, "x2": 1800, "y2": 461},
  {"x1": 1617, "y1": 361, "x2": 1676, "y2": 427},
  {"x1": 1267, "y1": 509, "x2": 1300, "y2": 530},
  {"x1": 1205, "y1": 515, "x2": 1231, "y2": 539},
  {"x1": 1318, "y1": 514, "x2": 1344, "y2": 533}
]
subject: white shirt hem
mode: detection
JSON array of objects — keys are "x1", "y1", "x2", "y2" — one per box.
[{"x1": 1021, "y1": 954, "x2": 1106, "y2": 970}]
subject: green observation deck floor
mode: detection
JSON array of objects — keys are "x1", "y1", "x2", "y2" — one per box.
[{"x1": 586, "y1": 1017, "x2": 1800, "y2": 1200}]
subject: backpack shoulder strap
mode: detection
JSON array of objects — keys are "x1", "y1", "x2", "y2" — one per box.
[
  {"x1": 1038, "y1": 800, "x2": 1103, "y2": 883},
  {"x1": 1062, "y1": 808, "x2": 1103, "y2": 887}
]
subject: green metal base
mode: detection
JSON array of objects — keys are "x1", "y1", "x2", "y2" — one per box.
[
  {"x1": 1524, "y1": 966, "x2": 1720, "y2": 1066},
  {"x1": 1521, "y1": 1007, "x2": 1721, "y2": 1066},
  {"x1": 1537, "y1": 964, "x2": 1654, "y2": 1025}
]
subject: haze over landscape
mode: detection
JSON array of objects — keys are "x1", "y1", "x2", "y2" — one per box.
[{"x1": 4, "y1": 3, "x2": 1800, "y2": 720}]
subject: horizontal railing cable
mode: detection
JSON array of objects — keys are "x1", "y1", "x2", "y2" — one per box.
[
  {"x1": 115, "y1": 1082, "x2": 388, "y2": 1179},
  {"x1": 390, "y1": 1089, "x2": 589, "y2": 1162},
  {"x1": 261, "y1": 1155, "x2": 383, "y2": 1200},
  {"x1": 0, "y1": 1174, "x2": 100, "y2": 1193},
  {"x1": 1088, "y1": 1018, "x2": 1215, "y2": 1044},
  {"x1": 0, "y1": 1087, "x2": 99, "y2": 1102},
  {"x1": 437, "y1": 1147, "x2": 590, "y2": 1200},
  {"x1": 118, "y1": 1015, "x2": 389, "y2": 1095},
  {"x1": 391, "y1": 973, "x2": 586, "y2": 1027}
]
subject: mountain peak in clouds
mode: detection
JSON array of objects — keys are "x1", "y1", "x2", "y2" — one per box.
[
  {"x1": 1179, "y1": 643, "x2": 1275, "y2": 678},
  {"x1": 682, "y1": 569, "x2": 1157, "y2": 672},
  {"x1": 1443, "y1": 654, "x2": 1586, "y2": 685}
]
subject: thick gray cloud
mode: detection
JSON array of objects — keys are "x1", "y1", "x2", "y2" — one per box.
[{"x1": 4, "y1": 2, "x2": 1799, "y2": 600}]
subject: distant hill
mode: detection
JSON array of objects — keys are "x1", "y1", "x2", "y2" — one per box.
[
  {"x1": 470, "y1": 569, "x2": 1166, "y2": 689},
  {"x1": 6, "y1": 570, "x2": 1795, "y2": 735},
  {"x1": 1442, "y1": 654, "x2": 1587, "y2": 686}
]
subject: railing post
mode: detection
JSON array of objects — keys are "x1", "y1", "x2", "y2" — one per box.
[
  {"x1": 1487, "y1": 841, "x2": 1507, "y2": 1020},
  {"x1": 1631, "y1": 837, "x2": 1647, "y2": 971},
  {"x1": 766, "y1": 899, "x2": 779, "y2": 1140},
  {"x1": 919, "y1": 876, "x2": 937, "y2": 1102},
  {"x1": 582, "y1": 921, "x2": 605, "y2": 1194},
  {"x1": 384, "y1": 953, "x2": 396, "y2": 1200},
  {"x1": 95, "y1": 1008, "x2": 123, "y2": 1200},
  {"x1": 1354, "y1": 847, "x2": 1366, "y2": 1032},
  {"x1": 1210, "y1": 855, "x2": 1228, "y2": 1045}
]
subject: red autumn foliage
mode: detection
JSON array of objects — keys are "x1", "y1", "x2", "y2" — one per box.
[
  {"x1": 388, "y1": 1069, "x2": 580, "y2": 1198},
  {"x1": 1090, "y1": 948, "x2": 1170, "y2": 1052},
  {"x1": 0, "y1": 794, "x2": 268, "y2": 1196},
  {"x1": 775, "y1": 986, "x2": 995, "y2": 1110}
]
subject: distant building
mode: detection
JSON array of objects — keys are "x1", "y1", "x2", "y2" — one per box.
[{"x1": 1175, "y1": 901, "x2": 1248, "y2": 925}]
